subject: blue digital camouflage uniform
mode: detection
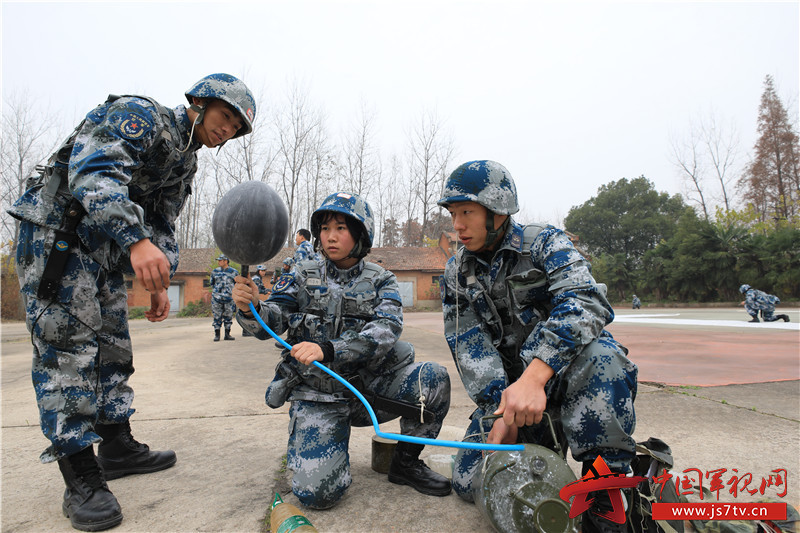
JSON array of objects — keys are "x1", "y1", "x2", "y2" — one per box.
[
  {"x1": 440, "y1": 219, "x2": 638, "y2": 501},
  {"x1": 293, "y1": 239, "x2": 319, "y2": 264},
  {"x1": 238, "y1": 258, "x2": 451, "y2": 509},
  {"x1": 251, "y1": 274, "x2": 268, "y2": 295},
  {"x1": 210, "y1": 264, "x2": 238, "y2": 329},
  {"x1": 8, "y1": 95, "x2": 200, "y2": 463},
  {"x1": 742, "y1": 286, "x2": 781, "y2": 321}
]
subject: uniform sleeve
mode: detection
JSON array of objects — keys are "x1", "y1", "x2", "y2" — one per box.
[
  {"x1": 441, "y1": 256, "x2": 507, "y2": 409},
  {"x1": 237, "y1": 274, "x2": 298, "y2": 339},
  {"x1": 329, "y1": 270, "x2": 403, "y2": 368},
  {"x1": 520, "y1": 227, "x2": 614, "y2": 375},
  {"x1": 68, "y1": 99, "x2": 162, "y2": 252}
]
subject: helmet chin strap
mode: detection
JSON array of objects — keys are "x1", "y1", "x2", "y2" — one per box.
[
  {"x1": 481, "y1": 213, "x2": 510, "y2": 252},
  {"x1": 179, "y1": 103, "x2": 205, "y2": 153}
]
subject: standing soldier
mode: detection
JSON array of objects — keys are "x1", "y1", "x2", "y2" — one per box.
[
  {"x1": 7, "y1": 73, "x2": 256, "y2": 531},
  {"x1": 293, "y1": 228, "x2": 319, "y2": 263},
  {"x1": 437, "y1": 160, "x2": 637, "y2": 533},
  {"x1": 210, "y1": 254, "x2": 238, "y2": 341}
]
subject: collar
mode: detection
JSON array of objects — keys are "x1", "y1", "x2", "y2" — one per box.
[{"x1": 325, "y1": 259, "x2": 364, "y2": 282}]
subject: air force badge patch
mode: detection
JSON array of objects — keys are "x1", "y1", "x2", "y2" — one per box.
[
  {"x1": 119, "y1": 113, "x2": 152, "y2": 139},
  {"x1": 272, "y1": 274, "x2": 294, "y2": 293}
]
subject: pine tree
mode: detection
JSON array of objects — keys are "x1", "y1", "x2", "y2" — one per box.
[{"x1": 741, "y1": 75, "x2": 800, "y2": 225}]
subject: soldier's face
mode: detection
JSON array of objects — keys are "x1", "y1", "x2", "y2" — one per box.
[
  {"x1": 295, "y1": 233, "x2": 303, "y2": 245},
  {"x1": 447, "y1": 201, "x2": 490, "y2": 252},
  {"x1": 218, "y1": 259, "x2": 227, "y2": 267},
  {"x1": 194, "y1": 99, "x2": 243, "y2": 148},
  {"x1": 319, "y1": 214, "x2": 358, "y2": 268}
]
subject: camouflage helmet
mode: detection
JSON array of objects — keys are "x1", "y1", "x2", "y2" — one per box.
[
  {"x1": 311, "y1": 192, "x2": 374, "y2": 259},
  {"x1": 437, "y1": 160, "x2": 519, "y2": 215},
  {"x1": 739, "y1": 284, "x2": 751, "y2": 294},
  {"x1": 255, "y1": 264, "x2": 266, "y2": 271},
  {"x1": 185, "y1": 73, "x2": 256, "y2": 138},
  {"x1": 216, "y1": 254, "x2": 228, "y2": 261}
]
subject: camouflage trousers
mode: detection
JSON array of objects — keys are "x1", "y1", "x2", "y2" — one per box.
[
  {"x1": 452, "y1": 334, "x2": 638, "y2": 502},
  {"x1": 744, "y1": 305, "x2": 778, "y2": 321},
  {"x1": 211, "y1": 298, "x2": 235, "y2": 329},
  {"x1": 15, "y1": 221, "x2": 135, "y2": 463},
  {"x1": 286, "y1": 360, "x2": 451, "y2": 509}
]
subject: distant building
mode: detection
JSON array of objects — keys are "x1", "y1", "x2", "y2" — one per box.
[
  {"x1": 125, "y1": 229, "x2": 586, "y2": 312},
  {"x1": 125, "y1": 239, "x2": 453, "y2": 312}
]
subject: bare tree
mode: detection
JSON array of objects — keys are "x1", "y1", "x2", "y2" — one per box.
[
  {"x1": 671, "y1": 111, "x2": 740, "y2": 220},
  {"x1": 1, "y1": 93, "x2": 63, "y2": 245},
  {"x1": 342, "y1": 100, "x2": 381, "y2": 197},
  {"x1": 374, "y1": 153, "x2": 403, "y2": 247},
  {"x1": 407, "y1": 109, "x2": 455, "y2": 242},
  {"x1": 701, "y1": 114, "x2": 739, "y2": 213},
  {"x1": 273, "y1": 79, "x2": 327, "y2": 245},
  {"x1": 671, "y1": 127, "x2": 709, "y2": 220}
]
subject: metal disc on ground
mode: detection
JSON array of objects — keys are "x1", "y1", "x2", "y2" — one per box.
[{"x1": 211, "y1": 181, "x2": 289, "y2": 266}]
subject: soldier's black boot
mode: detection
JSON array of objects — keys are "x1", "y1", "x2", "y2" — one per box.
[
  {"x1": 581, "y1": 488, "x2": 630, "y2": 533},
  {"x1": 58, "y1": 446, "x2": 123, "y2": 531},
  {"x1": 96, "y1": 421, "x2": 176, "y2": 480},
  {"x1": 778, "y1": 314, "x2": 790, "y2": 322},
  {"x1": 224, "y1": 328, "x2": 235, "y2": 341},
  {"x1": 748, "y1": 316, "x2": 760, "y2": 323},
  {"x1": 388, "y1": 442, "x2": 451, "y2": 496},
  {"x1": 214, "y1": 329, "x2": 220, "y2": 341}
]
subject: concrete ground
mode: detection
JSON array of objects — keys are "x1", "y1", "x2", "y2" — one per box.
[{"x1": 1, "y1": 307, "x2": 798, "y2": 532}]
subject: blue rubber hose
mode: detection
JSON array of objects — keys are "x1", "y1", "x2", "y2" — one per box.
[{"x1": 248, "y1": 301, "x2": 524, "y2": 452}]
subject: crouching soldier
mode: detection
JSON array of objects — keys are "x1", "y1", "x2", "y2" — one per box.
[
  {"x1": 438, "y1": 160, "x2": 638, "y2": 533},
  {"x1": 233, "y1": 192, "x2": 452, "y2": 509},
  {"x1": 8, "y1": 73, "x2": 256, "y2": 531}
]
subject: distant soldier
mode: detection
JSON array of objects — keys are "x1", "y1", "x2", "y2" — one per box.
[
  {"x1": 632, "y1": 294, "x2": 641, "y2": 309},
  {"x1": 7, "y1": 73, "x2": 255, "y2": 531},
  {"x1": 251, "y1": 264, "x2": 270, "y2": 295},
  {"x1": 293, "y1": 228, "x2": 320, "y2": 263},
  {"x1": 210, "y1": 254, "x2": 238, "y2": 341},
  {"x1": 281, "y1": 257, "x2": 294, "y2": 273},
  {"x1": 739, "y1": 284, "x2": 790, "y2": 323}
]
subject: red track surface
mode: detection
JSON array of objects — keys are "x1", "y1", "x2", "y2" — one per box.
[{"x1": 606, "y1": 323, "x2": 799, "y2": 386}]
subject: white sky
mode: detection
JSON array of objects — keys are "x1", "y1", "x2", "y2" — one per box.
[{"x1": 2, "y1": 0, "x2": 798, "y2": 225}]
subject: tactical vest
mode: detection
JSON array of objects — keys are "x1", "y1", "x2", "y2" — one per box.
[
  {"x1": 457, "y1": 224, "x2": 554, "y2": 381},
  {"x1": 294, "y1": 259, "x2": 385, "y2": 341}
]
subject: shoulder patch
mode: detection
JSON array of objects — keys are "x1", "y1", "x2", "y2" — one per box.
[
  {"x1": 118, "y1": 112, "x2": 152, "y2": 139},
  {"x1": 272, "y1": 273, "x2": 294, "y2": 293},
  {"x1": 510, "y1": 232, "x2": 522, "y2": 249}
]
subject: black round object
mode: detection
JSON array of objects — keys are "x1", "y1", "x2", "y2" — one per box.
[{"x1": 211, "y1": 181, "x2": 289, "y2": 266}]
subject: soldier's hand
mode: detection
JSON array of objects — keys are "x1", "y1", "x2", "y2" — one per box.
[
  {"x1": 291, "y1": 342, "x2": 324, "y2": 366},
  {"x1": 487, "y1": 416, "x2": 519, "y2": 445},
  {"x1": 130, "y1": 239, "x2": 170, "y2": 292},
  {"x1": 233, "y1": 276, "x2": 259, "y2": 313},
  {"x1": 494, "y1": 359, "x2": 553, "y2": 427},
  {"x1": 145, "y1": 289, "x2": 170, "y2": 322}
]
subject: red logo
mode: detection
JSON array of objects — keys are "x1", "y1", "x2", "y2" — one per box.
[{"x1": 559, "y1": 456, "x2": 646, "y2": 523}]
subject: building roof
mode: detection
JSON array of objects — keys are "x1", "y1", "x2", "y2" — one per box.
[{"x1": 175, "y1": 246, "x2": 449, "y2": 275}]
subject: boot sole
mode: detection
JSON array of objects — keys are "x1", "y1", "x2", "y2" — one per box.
[
  {"x1": 388, "y1": 472, "x2": 452, "y2": 497},
  {"x1": 63, "y1": 504, "x2": 123, "y2": 532},
  {"x1": 101, "y1": 455, "x2": 177, "y2": 481}
]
